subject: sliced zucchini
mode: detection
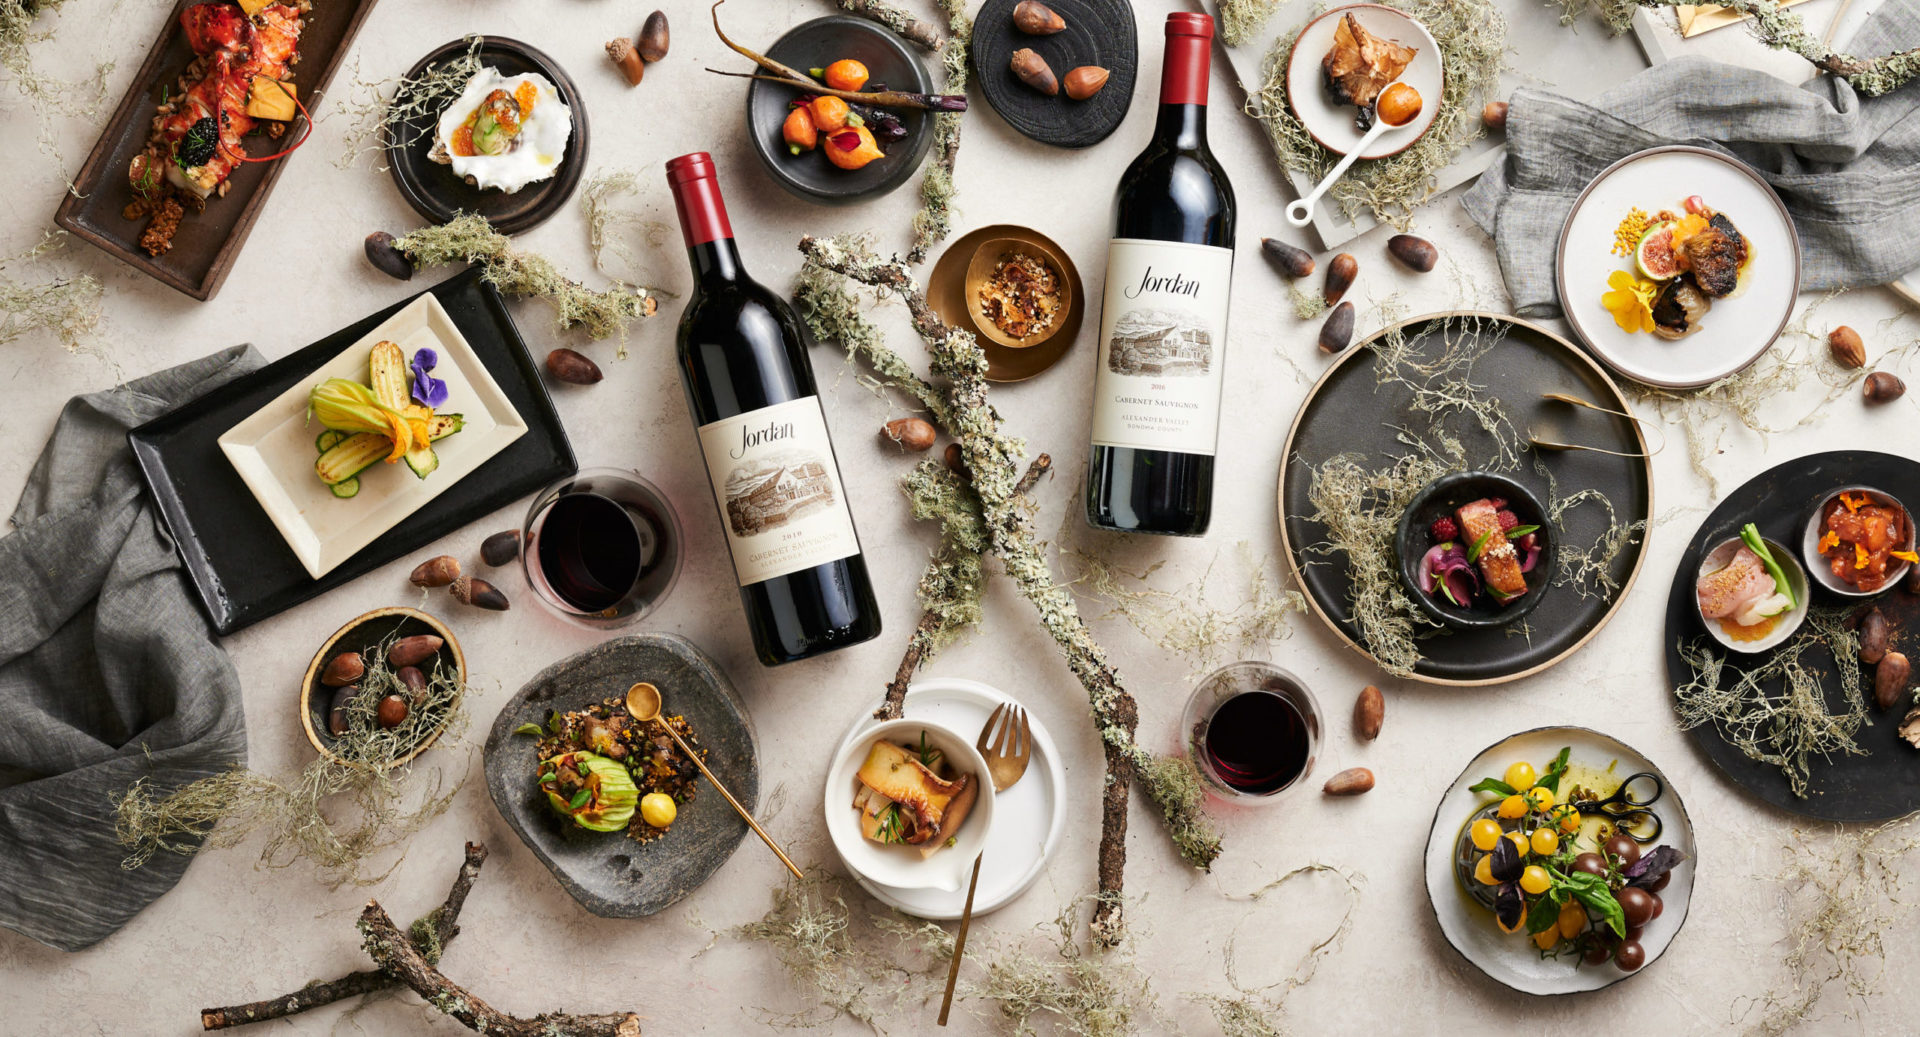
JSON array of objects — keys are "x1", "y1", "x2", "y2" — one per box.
[
  {"x1": 403, "y1": 443, "x2": 439, "y2": 479},
  {"x1": 328, "y1": 476, "x2": 360, "y2": 499},
  {"x1": 315, "y1": 432, "x2": 390, "y2": 485},
  {"x1": 316, "y1": 429, "x2": 348, "y2": 453},
  {"x1": 427, "y1": 413, "x2": 463, "y2": 440},
  {"x1": 367, "y1": 340, "x2": 410, "y2": 412}
]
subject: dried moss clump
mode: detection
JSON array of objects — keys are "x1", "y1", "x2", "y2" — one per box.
[
  {"x1": 582, "y1": 168, "x2": 673, "y2": 281},
  {"x1": 0, "y1": 233, "x2": 103, "y2": 352},
  {"x1": 333, "y1": 34, "x2": 484, "y2": 169},
  {"x1": 1249, "y1": 0, "x2": 1505, "y2": 227},
  {"x1": 114, "y1": 633, "x2": 467, "y2": 885},
  {"x1": 1674, "y1": 607, "x2": 1869, "y2": 799},
  {"x1": 1219, "y1": 0, "x2": 1287, "y2": 47},
  {"x1": 395, "y1": 213, "x2": 660, "y2": 356},
  {"x1": 1, "y1": 0, "x2": 114, "y2": 155},
  {"x1": 1062, "y1": 539, "x2": 1305, "y2": 667}
]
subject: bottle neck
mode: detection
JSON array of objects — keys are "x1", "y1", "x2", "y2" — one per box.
[
  {"x1": 1155, "y1": 18, "x2": 1211, "y2": 150},
  {"x1": 689, "y1": 237, "x2": 747, "y2": 284},
  {"x1": 666, "y1": 153, "x2": 739, "y2": 285},
  {"x1": 1152, "y1": 103, "x2": 1208, "y2": 149}
]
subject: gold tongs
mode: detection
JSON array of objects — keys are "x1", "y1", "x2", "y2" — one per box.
[{"x1": 1528, "y1": 392, "x2": 1664, "y2": 458}]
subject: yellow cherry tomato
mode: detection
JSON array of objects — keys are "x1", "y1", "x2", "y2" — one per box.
[
  {"x1": 1520, "y1": 865, "x2": 1552, "y2": 895},
  {"x1": 1558, "y1": 807, "x2": 1583, "y2": 834},
  {"x1": 1557, "y1": 900, "x2": 1587, "y2": 940},
  {"x1": 1506, "y1": 831, "x2": 1531, "y2": 858},
  {"x1": 1474, "y1": 854, "x2": 1497, "y2": 886},
  {"x1": 1531, "y1": 827, "x2": 1561, "y2": 856},
  {"x1": 1470, "y1": 818, "x2": 1503, "y2": 851},
  {"x1": 1532, "y1": 928, "x2": 1559, "y2": 950},
  {"x1": 1504, "y1": 761, "x2": 1537, "y2": 792},
  {"x1": 1528, "y1": 786, "x2": 1556, "y2": 811},
  {"x1": 640, "y1": 792, "x2": 677, "y2": 828},
  {"x1": 1498, "y1": 795, "x2": 1529, "y2": 819}
]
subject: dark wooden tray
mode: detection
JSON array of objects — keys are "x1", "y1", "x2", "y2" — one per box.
[
  {"x1": 1278, "y1": 312, "x2": 1654, "y2": 685},
  {"x1": 386, "y1": 37, "x2": 590, "y2": 234},
  {"x1": 971, "y1": 0, "x2": 1137, "y2": 149},
  {"x1": 53, "y1": 0, "x2": 381, "y2": 301},
  {"x1": 1662, "y1": 451, "x2": 1920, "y2": 822},
  {"x1": 128, "y1": 267, "x2": 577, "y2": 635}
]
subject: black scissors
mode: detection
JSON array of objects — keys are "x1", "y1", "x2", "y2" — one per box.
[{"x1": 1571, "y1": 772, "x2": 1664, "y2": 843}]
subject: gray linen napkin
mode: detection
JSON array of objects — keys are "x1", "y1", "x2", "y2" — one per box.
[
  {"x1": 0, "y1": 344, "x2": 263, "y2": 951},
  {"x1": 1462, "y1": 0, "x2": 1920, "y2": 318}
]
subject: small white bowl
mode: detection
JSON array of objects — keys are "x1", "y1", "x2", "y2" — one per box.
[
  {"x1": 1694, "y1": 534, "x2": 1808, "y2": 654},
  {"x1": 823, "y1": 717, "x2": 996, "y2": 893},
  {"x1": 1800, "y1": 486, "x2": 1915, "y2": 598}
]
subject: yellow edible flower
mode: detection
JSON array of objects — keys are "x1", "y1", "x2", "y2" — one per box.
[
  {"x1": 1819, "y1": 530, "x2": 1840, "y2": 553},
  {"x1": 1856, "y1": 543, "x2": 1870, "y2": 570},
  {"x1": 1841, "y1": 492, "x2": 1866, "y2": 512},
  {"x1": 1892, "y1": 550, "x2": 1918, "y2": 564},
  {"x1": 1601, "y1": 270, "x2": 1659, "y2": 334}
]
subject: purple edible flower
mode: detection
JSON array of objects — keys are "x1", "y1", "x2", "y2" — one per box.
[{"x1": 410, "y1": 347, "x2": 448, "y2": 409}]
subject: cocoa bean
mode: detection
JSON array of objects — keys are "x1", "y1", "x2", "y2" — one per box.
[
  {"x1": 1324, "y1": 252, "x2": 1357, "y2": 305},
  {"x1": 481, "y1": 529, "x2": 520, "y2": 567},
  {"x1": 1354, "y1": 684, "x2": 1384, "y2": 740},
  {"x1": 1387, "y1": 234, "x2": 1437, "y2": 273},
  {"x1": 638, "y1": 10, "x2": 670, "y2": 62},
  {"x1": 1319, "y1": 302, "x2": 1355, "y2": 354},
  {"x1": 545, "y1": 348, "x2": 603, "y2": 385},
  {"x1": 1261, "y1": 238, "x2": 1315, "y2": 279},
  {"x1": 1859, "y1": 609, "x2": 1890, "y2": 665},
  {"x1": 364, "y1": 231, "x2": 412, "y2": 281},
  {"x1": 1877, "y1": 652, "x2": 1911, "y2": 711},
  {"x1": 1324, "y1": 767, "x2": 1375, "y2": 796}
]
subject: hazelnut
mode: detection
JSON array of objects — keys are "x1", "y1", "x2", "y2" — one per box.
[
  {"x1": 1063, "y1": 66, "x2": 1110, "y2": 101},
  {"x1": 1010, "y1": 48, "x2": 1057, "y2": 96},
  {"x1": 1865, "y1": 371, "x2": 1906, "y2": 403},
  {"x1": 883, "y1": 417, "x2": 937, "y2": 452},
  {"x1": 1828, "y1": 326, "x2": 1865, "y2": 369},
  {"x1": 1482, "y1": 101, "x2": 1509, "y2": 132}
]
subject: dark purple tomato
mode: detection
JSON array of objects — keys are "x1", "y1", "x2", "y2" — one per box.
[
  {"x1": 1604, "y1": 832, "x2": 1641, "y2": 866},
  {"x1": 1624, "y1": 924, "x2": 1645, "y2": 942},
  {"x1": 1648, "y1": 893, "x2": 1664, "y2": 921},
  {"x1": 1583, "y1": 937, "x2": 1615, "y2": 966},
  {"x1": 1572, "y1": 852, "x2": 1608, "y2": 877},
  {"x1": 1618, "y1": 886, "x2": 1655, "y2": 928},
  {"x1": 1614, "y1": 939, "x2": 1646, "y2": 971},
  {"x1": 1648, "y1": 870, "x2": 1672, "y2": 893}
]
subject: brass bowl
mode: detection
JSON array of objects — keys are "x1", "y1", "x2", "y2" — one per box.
[
  {"x1": 963, "y1": 236, "x2": 1076, "y2": 350},
  {"x1": 929, "y1": 224, "x2": 1085, "y2": 382},
  {"x1": 299, "y1": 606, "x2": 465, "y2": 770}
]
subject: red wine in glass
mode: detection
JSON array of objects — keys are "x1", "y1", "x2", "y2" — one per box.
[
  {"x1": 1205, "y1": 691, "x2": 1311, "y2": 794},
  {"x1": 523, "y1": 469, "x2": 682, "y2": 624}
]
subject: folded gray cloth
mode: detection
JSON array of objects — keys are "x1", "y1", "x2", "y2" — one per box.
[
  {"x1": 0, "y1": 345, "x2": 263, "y2": 951},
  {"x1": 1463, "y1": 0, "x2": 1920, "y2": 318}
]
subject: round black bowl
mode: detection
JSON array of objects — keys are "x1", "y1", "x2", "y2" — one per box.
[
  {"x1": 745, "y1": 16, "x2": 935, "y2": 205},
  {"x1": 1395, "y1": 472, "x2": 1556, "y2": 630}
]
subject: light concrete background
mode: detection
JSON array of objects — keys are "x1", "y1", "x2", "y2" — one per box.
[{"x1": 2, "y1": 0, "x2": 1917, "y2": 1033}]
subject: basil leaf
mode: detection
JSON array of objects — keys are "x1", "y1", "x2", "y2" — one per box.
[
  {"x1": 1624, "y1": 845, "x2": 1687, "y2": 887},
  {"x1": 1468, "y1": 527, "x2": 1496, "y2": 562},
  {"x1": 568, "y1": 787, "x2": 592, "y2": 810},
  {"x1": 1538, "y1": 747, "x2": 1572, "y2": 794},
  {"x1": 1525, "y1": 893, "x2": 1562, "y2": 934},
  {"x1": 1563, "y1": 875, "x2": 1625, "y2": 937},
  {"x1": 513, "y1": 722, "x2": 542, "y2": 737},
  {"x1": 1469, "y1": 778, "x2": 1518, "y2": 797}
]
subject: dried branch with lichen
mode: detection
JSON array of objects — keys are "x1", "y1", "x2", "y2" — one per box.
[
  {"x1": 797, "y1": 234, "x2": 1220, "y2": 945},
  {"x1": 909, "y1": 0, "x2": 972, "y2": 263},
  {"x1": 394, "y1": 213, "x2": 661, "y2": 357},
  {"x1": 836, "y1": 0, "x2": 944, "y2": 51}
]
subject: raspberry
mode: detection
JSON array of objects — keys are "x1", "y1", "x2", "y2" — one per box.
[
  {"x1": 1496, "y1": 510, "x2": 1519, "y2": 532},
  {"x1": 1430, "y1": 517, "x2": 1459, "y2": 542},
  {"x1": 1488, "y1": 497, "x2": 1508, "y2": 509}
]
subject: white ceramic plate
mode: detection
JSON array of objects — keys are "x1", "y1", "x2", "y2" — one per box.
[
  {"x1": 1557, "y1": 146, "x2": 1802, "y2": 389},
  {"x1": 1695, "y1": 534, "x2": 1810, "y2": 654},
  {"x1": 1284, "y1": 5, "x2": 1443, "y2": 159},
  {"x1": 831, "y1": 678, "x2": 1066, "y2": 920},
  {"x1": 1422, "y1": 725, "x2": 1697, "y2": 995},
  {"x1": 218, "y1": 294, "x2": 528, "y2": 579},
  {"x1": 823, "y1": 716, "x2": 997, "y2": 893}
]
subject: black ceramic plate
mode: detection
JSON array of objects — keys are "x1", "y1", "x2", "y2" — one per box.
[
  {"x1": 1393, "y1": 471, "x2": 1557, "y2": 630},
  {"x1": 1661, "y1": 451, "x2": 1920, "y2": 822},
  {"x1": 1278, "y1": 313, "x2": 1653, "y2": 685},
  {"x1": 745, "y1": 16, "x2": 935, "y2": 204},
  {"x1": 484, "y1": 634, "x2": 757, "y2": 918},
  {"x1": 128, "y1": 267, "x2": 576, "y2": 636},
  {"x1": 386, "y1": 38, "x2": 589, "y2": 235},
  {"x1": 971, "y1": 0, "x2": 1138, "y2": 149}
]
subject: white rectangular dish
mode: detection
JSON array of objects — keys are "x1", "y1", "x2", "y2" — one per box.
[{"x1": 218, "y1": 293, "x2": 528, "y2": 579}]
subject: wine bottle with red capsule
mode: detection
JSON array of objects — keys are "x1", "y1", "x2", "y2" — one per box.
[
  {"x1": 1085, "y1": 12, "x2": 1236, "y2": 537},
  {"x1": 666, "y1": 152, "x2": 882, "y2": 665}
]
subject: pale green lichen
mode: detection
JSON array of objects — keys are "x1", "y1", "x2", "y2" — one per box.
[
  {"x1": 332, "y1": 34, "x2": 484, "y2": 169},
  {"x1": 1219, "y1": 0, "x2": 1288, "y2": 47},
  {"x1": 581, "y1": 168, "x2": 672, "y2": 282},
  {"x1": 1062, "y1": 538, "x2": 1306, "y2": 668},
  {"x1": 908, "y1": 0, "x2": 971, "y2": 263}
]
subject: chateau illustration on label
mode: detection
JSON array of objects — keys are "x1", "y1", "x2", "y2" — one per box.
[
  {"x1": 1106, "y1": 307, "x2": 1213, "y2": 377},
  {"x1": 723, "y1": 449, "x2": 837, "y2": 537}
]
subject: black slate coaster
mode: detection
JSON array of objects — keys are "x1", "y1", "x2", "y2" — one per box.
[
  {"x1": 484, "y1": 634, "x2": 757, "y2": 918},
  {"x1": 128, "y1": 267, "x2": 576, "y2": 635},
  {"x1": 1662, "y1": 450, "x2": 1920, "y2": 822},
  {"x1": 971, "y1": 0, "x2": 1138, "y2": 149},
  {"x1": 386, "y1": 38, "x2": 590, "y2": 235}
]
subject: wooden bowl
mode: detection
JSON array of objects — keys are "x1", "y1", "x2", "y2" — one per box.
[
  {"x1": 299, "y1": 606, "x2": 465, "y2": 769},
  {"x1": 964, "y1": 237, "x2": 1076, "y2": 349}
]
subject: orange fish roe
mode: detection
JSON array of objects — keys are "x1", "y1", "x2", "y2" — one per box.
[
  {"x1": 1722, "y1": 614, "x2": 1779, "y2": 642},
  {"x1": 515, "y1": 80, "x2": 538, "y2": 115},
  {"x1": 451, "y1": 124, "x2": 474, "y2": 156}
]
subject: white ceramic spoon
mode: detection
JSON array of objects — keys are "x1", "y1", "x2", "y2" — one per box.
[{"x1": 1285, "y1": 87, "x2": 1424, "y2": 228}]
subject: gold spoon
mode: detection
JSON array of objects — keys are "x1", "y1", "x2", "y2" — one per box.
[{"x1": 625, "y1": 682, "x2": 802, "y2": 880}]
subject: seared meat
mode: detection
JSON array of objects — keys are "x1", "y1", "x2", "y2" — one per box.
[
  {"x1": 1684, "y1": 214, "x2": 1747, "y2": 298},
  {"x1": 1650, "y1": 278, "x2": 1710, "y2": 340},
  {"x1": 1456, "y1": 499, "x2": 1528, "y2": 602}
]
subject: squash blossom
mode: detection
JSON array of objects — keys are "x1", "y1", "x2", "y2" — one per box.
[{"x1": 309, "y1": 378, "x2": 414, "y2": 461}]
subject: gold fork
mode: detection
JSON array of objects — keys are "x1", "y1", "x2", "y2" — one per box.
[{"x1": 937, "y1": 702, "x2": 1032, "y2": 1026}]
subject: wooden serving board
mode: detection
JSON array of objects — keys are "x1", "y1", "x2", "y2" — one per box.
[{"x1": 53, "y1": 0, "x2": 381, "y2": 301}]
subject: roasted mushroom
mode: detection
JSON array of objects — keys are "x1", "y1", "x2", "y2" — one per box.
[
  {"x1": 1650, "y1": 278, "x2": 1711, "y2": 340},
  {"x1": 1321, "y1": 13, "x2": 1417, "y2": 129},
  {"x1": 1684, "y1": 213, "x2": 1747, "y2": 299}
]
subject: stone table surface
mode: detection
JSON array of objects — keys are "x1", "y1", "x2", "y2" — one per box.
[{"x1": 3, "y1": 0, "x2": 1918, "y2": 1034}]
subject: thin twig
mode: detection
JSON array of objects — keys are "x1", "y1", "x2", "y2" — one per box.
[{"x1": 708, "y1": 2, "x2": 967, "y2": 110}]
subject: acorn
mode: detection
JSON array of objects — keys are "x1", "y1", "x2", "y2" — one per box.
[
  {"x1": 327, "y1": 685, "x2": 360, "y2": 736},
  {"x1": 376, "y1": 693, "x2": 410, "y2": 729},
  {"x1": 1828, "y1": 326, "x2": 1865, "y2": 369},
  {"x1": 1064, "y1": 66, "x2": 1110, "y2": 101},
  {"x1": 638, "y1": 10, "x2": 670, "y2": 62},
  {"x1": 1261, "y1": 238, "x2": 1315, "y2": 280},
  {"x1": 1010, "y1": 49, "x2": 1057, "y2": 96},
  {"x1": 546, "y1": 348, "x2": 603, "y2": 385},
  {"x1": 480, "y1": 529, "x2": 520, "y2": 567},
  {"x1": 1013, "y1": 0, "x2": 1066, "y2": 34},
  {"x1": 1319, "y1": 302, "x2": 1355, "y2": 354},
  {"x1": 409, "y1": 555, "x2": 460, "y2": 588},
  {"x1": 1324, "y1": 767, "x2": 1375, "y2": 796},
  {"x1": 321, "y1": 651, "x2": 365, "y2": 687},
  {"x1": 607, "y1": 38, "x2": 644, "y2": 85},
  {"x1": 364, "y1": 231, "x2": 412, "y2": 281},
  {"x1": 451, "y1": 575, "x2": 510, "y2": 611},
  {"x1": 943, "y1": 442, "x2": 969, "y2": 478},
  {"x1": 883, "y1": 417, "x2": 937, "y2": 452},
  {"x1": 1387, "y1": 234, "x2": 1437, "y2": 273},
  {"x1": 1324, "y1": 252, "x2": 1358, "y2": 305},
  {"x1": 1865, "y1": 371, "x2": 1906, "y2": 403},
  {"x1": 396, "y1": 666, "x2": 429, "y2": 707}
]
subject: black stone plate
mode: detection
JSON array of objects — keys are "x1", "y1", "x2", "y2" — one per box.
[
  {"x1": 745, "y1": 16, "x2": 935, "y2": 204},
  {"x1": 1661, "y1": 451, "x2": 1920, "y2": 822},
  {"x1": 484, "y1": 635, "x2": 757, "y2": 918},
  {"x1": 128, "y1": 267, "x2": 576, "y2": 635},
  {"x1": 1278, "y1": 312, "x2": 1654, "y2": 685},
  {"x1": 386, "y1": 38, "x2": 589, "y2": 235},
  {"x1": 971, "y1": 0, "x2": 1138, "y2": 149}
]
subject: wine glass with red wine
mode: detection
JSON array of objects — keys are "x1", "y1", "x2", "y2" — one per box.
[
  {"x1": 518, "y1": 468, "x2": 682, "y2": 627},
  {"x1": 1182, "y1": 661, "x2": 1321, "y2": 801}
]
